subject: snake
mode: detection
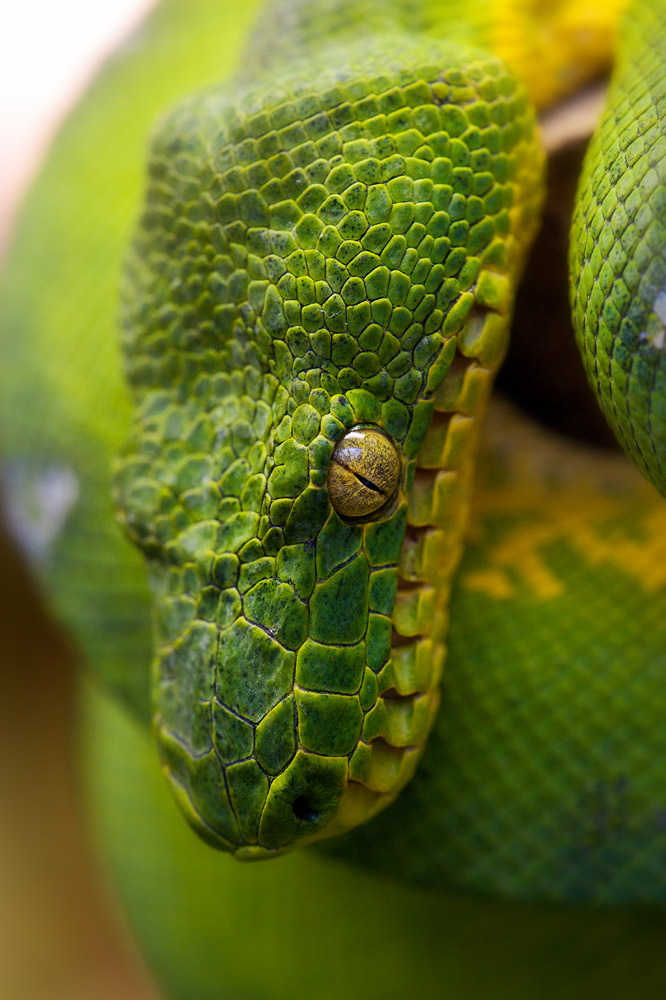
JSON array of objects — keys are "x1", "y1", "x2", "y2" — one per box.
[{"x1": 1, "y1": 0, "x2": 666, "y2": 995}]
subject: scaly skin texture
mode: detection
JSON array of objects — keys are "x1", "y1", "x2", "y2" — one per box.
[
  {"x1": 1, "y1": 3, "x2": 666, "y2": 994},
  {"x1": 571, "y1": 0, "x2": 666, "y2": 494},
  {"x1": 115, "y1": 32, "x2": 542, "y2": 854},
  {"x1": 245, "y1": 0, "x2": 628, "y2": 109}
]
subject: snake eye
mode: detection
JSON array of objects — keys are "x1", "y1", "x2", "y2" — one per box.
[{"x1": 327, "y1": 426, "x2": 401, "y2": 519}]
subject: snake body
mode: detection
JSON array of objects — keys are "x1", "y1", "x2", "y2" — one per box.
[
  {"x1": 1, "y1": 0, "x2": 666, "y2": 995},
  {"x1": 571, "y1": 0, "x2": 666, "y2": 493}
]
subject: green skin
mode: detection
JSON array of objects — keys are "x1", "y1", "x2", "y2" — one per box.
[
  {"x1": 1, "y1": 0, "x2": 666, "y2": 996},
  {"x1": 570, "y1": 0, "x2": 666, "y2": 493},
  {"x1": 115, "y1": 26, "x2": 542, "y2": 855}
]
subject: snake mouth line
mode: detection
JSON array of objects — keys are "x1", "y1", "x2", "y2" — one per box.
[
  {"x1": 368, "y1": 349, "x2": 485, "y2": 776},
  {"x1": 264, "y1": 348, "x2": 495, "y2": 828}
]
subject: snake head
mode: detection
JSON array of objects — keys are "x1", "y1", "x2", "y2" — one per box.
[{"x1": 114, "y1": 36, "x2": 542, "y2": 857}]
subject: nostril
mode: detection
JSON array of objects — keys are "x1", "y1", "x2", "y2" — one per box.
[{"x1": 292, "y1": 795, "x2": 319, "y2": 823}]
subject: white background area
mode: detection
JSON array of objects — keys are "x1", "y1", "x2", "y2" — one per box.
[{"x1": 0, "y1": 0, "x2": 155, "y2": 251}]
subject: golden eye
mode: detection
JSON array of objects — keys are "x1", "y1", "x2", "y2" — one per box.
[{"x1": 327, "y1": 426, "x2": 401, "y2": 518}]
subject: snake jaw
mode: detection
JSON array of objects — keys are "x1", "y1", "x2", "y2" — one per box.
[{"x1": 114, "y1": 33, "x2": 543, "y2": 856}]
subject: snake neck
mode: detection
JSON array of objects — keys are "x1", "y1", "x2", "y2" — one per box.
[{"x1": 242, "y1": 0, "x2": 628, "y2": 110}]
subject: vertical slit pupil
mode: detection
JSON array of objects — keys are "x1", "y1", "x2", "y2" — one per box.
[{"x1": 355, "y1": 471, "x2": 382, "y2": 493}]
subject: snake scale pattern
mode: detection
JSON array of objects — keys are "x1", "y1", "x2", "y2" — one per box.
[
  {"x1": 111, "y1": 0, "x2": 666, "y2": 859},
  {"x1": 1, "y1": 1, "x2": 666, "y2": 994},
  {"x1": 115, "y1": 20, "x2": 543, "y2": 856}
]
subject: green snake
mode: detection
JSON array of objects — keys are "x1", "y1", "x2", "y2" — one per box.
[{"x1": 1, "y1": 0, "x2": 666, "y2": 994}]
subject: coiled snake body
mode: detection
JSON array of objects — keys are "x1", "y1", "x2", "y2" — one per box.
[{"x1": 1, "y1": 0, "x2": 666, "y2": 995}]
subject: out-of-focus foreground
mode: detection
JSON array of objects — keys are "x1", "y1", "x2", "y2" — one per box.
[{"x1": 0, "y1": 4, "x2": 157, "y2": 995}]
